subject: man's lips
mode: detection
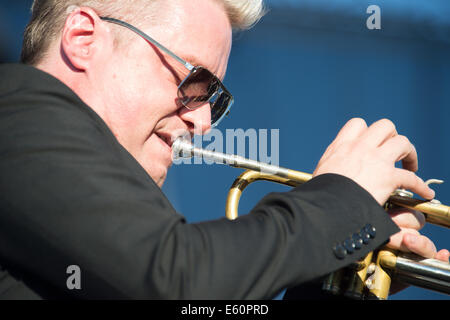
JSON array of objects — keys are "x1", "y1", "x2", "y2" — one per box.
[
  {"x1": 154, "y1": 128, "x2": 193, "y2": 149},
  {"x1": 155, "y1": 132, "x2": 174, "y2": 148}
]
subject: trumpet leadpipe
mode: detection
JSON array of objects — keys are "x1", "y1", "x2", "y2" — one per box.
[{"x1": 172, "y1": 138, "x2": 312, "y2": 182}]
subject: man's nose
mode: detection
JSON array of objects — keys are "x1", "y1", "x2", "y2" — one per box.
[{"x1": 178, "y1": 103, "x2": 212, "y2": 135}]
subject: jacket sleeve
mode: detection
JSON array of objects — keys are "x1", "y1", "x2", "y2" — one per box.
[{"x1": 0, "y1": 79, "x2": 399, "y2": 299}]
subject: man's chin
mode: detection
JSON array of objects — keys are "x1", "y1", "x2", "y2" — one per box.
[
  {"x1": 156, "y1": 178, "x2": 165, "y2": 188},
  {"x1": 148, "y1": 166, "x2": 169, "y2": 188}
]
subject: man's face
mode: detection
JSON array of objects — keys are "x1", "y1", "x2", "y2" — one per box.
[{"x1": 92, "y1": 0, "x2": 232, "y2": 186}]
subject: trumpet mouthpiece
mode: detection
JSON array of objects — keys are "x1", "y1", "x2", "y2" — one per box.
[{"x1": 172, "y1": 138, "x2": 194, "y2": 159}]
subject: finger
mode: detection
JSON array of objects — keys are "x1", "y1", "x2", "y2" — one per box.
[
  {"x1": 402, "y1": 233, "x2": 437, "y2": 259},
  {"x1": 389, "y1": 208, "x2": 426, "y2": 230},
  {"x1": 332, "y1": 118, "x2": 368, "y2": 145},
  {"x1": 360, "y1": 118, "x2": 398, "y2": 147},
  {"x1": 315, "y1": 118, "x2": 368, "y2": 171},
  {"x1": 379, "y1": 135, "x2": 418, "y2": 172},
  {"x1": 401, "y1": 144, "x2": 418, "y2": 173},
  {"x1": 386, "y1": 228, "x2": 420, "y2": 251},
  {"x1": 435, "y1": 249, "x2": 450, "y2": 263},
  {"x1": 394, "y1": 168, "x2": 435, "y2": 200}
]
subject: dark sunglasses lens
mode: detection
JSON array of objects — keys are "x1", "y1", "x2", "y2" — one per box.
[
  {"x1": 211, "y1": 92, "x2": 232, "y2": 125},
  {"x1": 178, "y1": 68, "x2": 217, "y2": 109},
  {"x1": 178, "y1": 67, "x2": 232, "y2": 126}
]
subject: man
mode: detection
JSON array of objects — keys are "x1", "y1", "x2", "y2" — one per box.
[{"x1": 0, "y1": 0, "x2": 447, "y2": 299}]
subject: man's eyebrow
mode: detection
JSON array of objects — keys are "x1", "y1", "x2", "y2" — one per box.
[
  {"x1": 181, "y1": 54, "x2": 204, "y2": 68},
  {"x1": 180, "y1": 55, "x2": 222, "y2": 79}
]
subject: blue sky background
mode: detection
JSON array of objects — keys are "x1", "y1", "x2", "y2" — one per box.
[{"x1": 1, "y1": 0, "x2": 448, "y2": 300}]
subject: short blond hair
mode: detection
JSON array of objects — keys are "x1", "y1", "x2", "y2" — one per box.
[{"x1": 21, "y1": 0, "x2": 266, "y2": 65}]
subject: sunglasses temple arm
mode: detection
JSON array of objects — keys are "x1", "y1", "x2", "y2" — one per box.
[{"x1": 100, "y1": 17, "x2": 194, "y2": 71}]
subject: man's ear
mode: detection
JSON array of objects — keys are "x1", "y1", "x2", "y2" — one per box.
[{"x1": 61, "y1": 7, "x2": 109, "y2": 71}]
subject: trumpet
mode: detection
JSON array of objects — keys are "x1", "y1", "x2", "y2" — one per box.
[{"x1": 172, "y1": 138, "x2": 450, "y2": 299}]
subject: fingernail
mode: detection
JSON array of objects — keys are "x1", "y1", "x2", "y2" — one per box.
[{"x1": 429, "y1": 188, "x2": 435, "y2": 199}]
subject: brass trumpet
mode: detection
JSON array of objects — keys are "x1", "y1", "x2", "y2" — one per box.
[{"x1": 172, "y1": 139, "x2": 450, "y2": 299}]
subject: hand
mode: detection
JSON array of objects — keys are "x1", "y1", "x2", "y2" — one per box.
[
  {"x1": 386, "y1": 208, "x2": 449, "y2": 294},
  {"x1": 313, "y1": 118, "x2": 435, "y2": 205},
  {"x1": 387, "y1": 208, "x2": 449, "y2": 260}
]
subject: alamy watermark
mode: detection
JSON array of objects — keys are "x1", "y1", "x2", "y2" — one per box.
[
  {"x1": 172, "y1": 128, "x2": 280, "y2": 167},
  {"x1": 66, "y1": 265, "x2": 81, "y2": 290},
  {"x1": 366, "y1": 5, "x2": 381, "y2": 30}
]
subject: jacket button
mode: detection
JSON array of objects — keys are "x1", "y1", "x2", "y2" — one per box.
[
  {"x1": 343, "y1": 238, "x2": 356, "y2": 254},
  {"x1": 364, "y1": 224, "x2": 376, "y2": 238},
  {"x1": 360, "y1": 230, "x2": 370, "y2": 244},
  {"x1": 333, "y1": 244, "x2": 347, "y2": 259},
  {"x1": 352, "y1": 233, "x2": 363, "y2": 249}
]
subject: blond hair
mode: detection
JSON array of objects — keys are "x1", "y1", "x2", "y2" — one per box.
[{"x1": 21, "y1": 0, "x2": 266, "y2": 65}]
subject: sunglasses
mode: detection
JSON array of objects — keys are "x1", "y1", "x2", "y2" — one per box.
[{"x1": 100, "y1": 17, "x2": 234, "y2": 128}]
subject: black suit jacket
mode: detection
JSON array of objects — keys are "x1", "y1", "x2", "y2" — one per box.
[{"x1": 0, "y1": 64, "x2": 399, "y2": 299}]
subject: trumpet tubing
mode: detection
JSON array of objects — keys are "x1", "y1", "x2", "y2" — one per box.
[{"x1": 172, "y1": 139, "x2": 450, "y2": 299}]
